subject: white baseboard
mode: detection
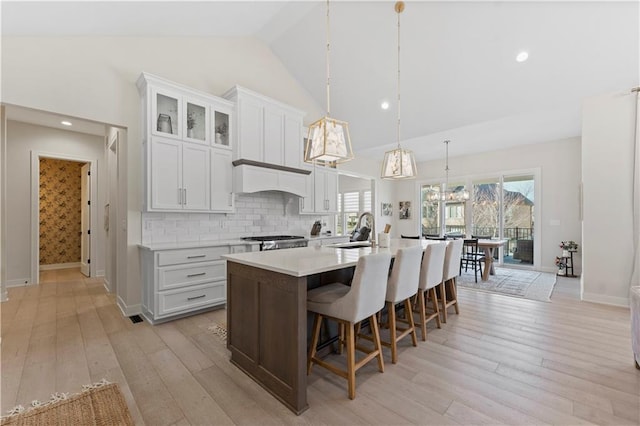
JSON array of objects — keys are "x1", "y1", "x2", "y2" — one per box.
[
  {"x1": 117, "y1": 295, "x2": 142, "y2": 317},
  {"x1": 103, "y1": 278, "x2": 112, "y2": 293},
  {"x1": 39, "y1": 262, "x2": 80, "y2": 271},
  {"x1": 96, "y1": 269, "x2": 105, "y2": 277},
  {"x1": 1, "y1": 289, "x2": 7, "y2": 302},
  {"x1": 6, "y1": 278, "x2": 32, "y2": 287},
  {"x1": 582, "y1": 292, "x2": 629, "y2": 308}
]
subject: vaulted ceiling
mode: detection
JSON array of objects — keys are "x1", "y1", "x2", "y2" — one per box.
[{"x1": 3, "y1": 1, "x2": 638, "y2": 161}]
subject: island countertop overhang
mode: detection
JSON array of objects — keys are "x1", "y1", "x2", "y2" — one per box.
[{"x1": 221, "y1": 239, "x2": 436, "y2": 277}]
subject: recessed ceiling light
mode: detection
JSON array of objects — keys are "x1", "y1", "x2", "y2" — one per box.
[
  {"x1": 516, "y1": 51, "x2": 529, "y2": 62},
  {"x1": 61, "y1": 121, "x2": 72, "y2": 126},
  {"x1": 381, "y1": 101, "x2": 390, "y2": 110}
]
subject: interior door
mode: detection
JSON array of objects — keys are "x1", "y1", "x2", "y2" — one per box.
[{"x1": 80, "y1": 163, "x2": 91, "y2": 277}]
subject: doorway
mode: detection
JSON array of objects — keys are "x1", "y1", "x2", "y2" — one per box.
[{"x1": 31, "y1": 153, "x2": 97, "y2": 284}]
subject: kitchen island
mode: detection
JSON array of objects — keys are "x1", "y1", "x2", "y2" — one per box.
[{"x1": 222, "y1": 239, "x2": 433, "y2": 414}]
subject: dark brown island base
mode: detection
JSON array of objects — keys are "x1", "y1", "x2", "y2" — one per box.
[{"x1": 223, "y1": 239, "x2": 434, "y2": 414}]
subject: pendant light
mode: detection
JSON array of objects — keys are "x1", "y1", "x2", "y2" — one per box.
[
  {"x1": 425, "y1": 140, "x2": 470, "y2": 202},
  {"x1": 304, "y1": 0, "x2": 354, "y2": 165},
  {"x1": 381, "y1": 1, "x2": 417, "y2": 180}
]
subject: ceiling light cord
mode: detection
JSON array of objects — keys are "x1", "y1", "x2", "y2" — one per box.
[
  {"x1": 326, "y1": 0, "x2": 331, "y2": 116},
  {"x1": 396, "y1": 3, "x2": 401, "y2": 149},
  {"x1": 444, "y1": 140, "x2": 450, "y2": 191}
]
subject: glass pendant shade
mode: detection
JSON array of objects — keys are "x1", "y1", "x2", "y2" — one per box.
[
  {"x1": 381, "y1": 147, "x2": 417, "y2": 179},
  {"x1": 304, "y1": 116, "x2": 354, "y2": 163},
  {"x1": 424, "y1": 140, "x2": 470, "y2": 202}
]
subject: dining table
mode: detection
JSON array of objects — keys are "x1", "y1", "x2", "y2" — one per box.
[{"x1": 476, "y1": 239, "x2": 508, "y2": 281}]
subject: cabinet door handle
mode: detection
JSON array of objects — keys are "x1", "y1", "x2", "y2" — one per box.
[
  {"x1": 187, "y1": 294, "x2": 206, "y2": 301},
  {"x1": 183, "y1": 188, "x2": 187, "y2": 205},
  {"x1": 187, "y1": 272, "x2": 206, "y2": 278},
  {"x1": 229, "y1": 193, "x2": 233, "y2": 207},
  {"x1": 302, "y1": 198, "x2": 305, "y2": 209},
  {"x1": 187, "y1": 254, "x2": 206, "y2": 259},
  {"x1": 178, "y1": 188, "x2": 182, "y2": 205}
]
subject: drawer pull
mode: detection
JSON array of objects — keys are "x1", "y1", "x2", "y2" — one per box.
[
  {"x1": 187, "y1": 294, "x2": 206, "y2": 301},
  {"x1": 187, "y1": 255, "x2": 206, "y2": 259},
  {"x1": 187, "y1": 272, "x2": 206, "y2": 278}
]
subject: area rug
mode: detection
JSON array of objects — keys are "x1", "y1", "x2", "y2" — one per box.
[
  {"x1": 457, "y1": 267, "x2": 557, "y2": 302},
  {"x1": 1, "y1": 380, "x2": 133, "y2": 426},
  {"x1": 207, "y1": 323, "x2": 228, "y2": 341}
]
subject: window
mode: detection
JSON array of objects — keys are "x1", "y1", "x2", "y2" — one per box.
[{"x1": 337, "y1": 190, "x2": 372, "y2": 235}]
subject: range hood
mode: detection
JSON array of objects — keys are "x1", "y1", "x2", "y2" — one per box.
[{"x1": 232, "y1": 159, "x2": 310, "y2": 197}]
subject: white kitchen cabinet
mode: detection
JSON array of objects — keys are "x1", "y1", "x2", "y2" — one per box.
[
  {"x1": 183, "y1": 96, "x2": 209, "y2": 145},
  {"x1": 211, "y1": 148, "x2": 234, "y2": 212},
  {"x1": 299, "y1": 166, "x2": 338, "y2": 215},
  {"x1": 138, "y1": 72, "x2": 236, "y2": 213},
  {"x1": 224, "y1": 85, "x2": 305, "y2": 167},
  {"x1": 140, "y1": 243, "x2": 258, "y2": 324},
  {"x1": 314, "y1": 167, "x2": 338, "y2": 214},
  {"x1": 149, "y1": 137, "x2": 210, "y2": 211}
]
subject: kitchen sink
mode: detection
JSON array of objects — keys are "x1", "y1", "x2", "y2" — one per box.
[{"x1": 326, "y1": 242, "x2": 371, "y2": 249}]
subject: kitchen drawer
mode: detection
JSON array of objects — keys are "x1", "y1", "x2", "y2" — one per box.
[
  {"x1": 158, "y1": 282, "x2": 225, "y2": 317},
  {"x1": 157, "y1": 246, "x2": 230, "y2": 266},
  {"x1": 158, "y1": 261, "x2": 226, "y2": 291}
]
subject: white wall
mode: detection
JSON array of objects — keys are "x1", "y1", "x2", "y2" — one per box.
[
  {"x1": 0, "y1": 107, "x2": 6, "y2": 301},
  {"x1": 5, "y1": 121, "x2": 106, "y2": 284},
  {"x1": 582, "y1": 91, "x2": 636, "y2": 306},
  {"x1": 1, "y1": 36, "x2": 323, "y2": 311},
  {"x1": 391, "y1": 137, "x2": 582, "y2": 273}
]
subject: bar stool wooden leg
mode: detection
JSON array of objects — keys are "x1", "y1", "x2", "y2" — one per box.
[
  {"x1": 404, "y1": 298, "x2": 418, "y2": 347},
  {"x1": 440, "y1": 281, "x2": 448, "y2": 323},
  {"x1": 450, "y1": 277, "x2": 460, "y2": 315},
  {"x1": 418, "y1": 289, "x2": 427, "y2": 341},
  {"x1": 308, "y1": 313, "x2": 322, "y2": 374},
  {"x1": 346, "y1": 321, "x2": 356, "y2": 399},
  {"x1": 337, "y1": 322, "x2": 345, "y2": 355},
  {"x1": 370, "y1": 314, "x2": 385, "y2": 373},
  {"x1": 429, "y1": 287, "x2": 441, "y2": 328},
  {"x1": 387, "y1": 301, "x2": 398, "y2": 363}
]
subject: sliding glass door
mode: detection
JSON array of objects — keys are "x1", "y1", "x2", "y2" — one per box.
[{"x1": 421, "y1": 172, "x2": 536, "y2": 268}]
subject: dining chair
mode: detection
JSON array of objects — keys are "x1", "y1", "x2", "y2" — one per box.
[
  {"x1": 307, "y1": 252, "x2": 392, "y2": 399},
  {"x1": 459, "y1": 238, "x2": 485, "y2": 283},
  {"x1": 415, "y1": 242, "x2": 447, "y2": 340},
  {"x1": 441, "y1": 238, "x2": 464, "y2": 323}
]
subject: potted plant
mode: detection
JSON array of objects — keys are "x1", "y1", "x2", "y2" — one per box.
[
  {"x1": 187, "y1": 112, "x2": 196, "y2": 138},
  {"x1": 560, "y1": 241, "x2": 578, "y2": 257},
  {"x1": 555, "y1": 256, "x2": 566, "y2": 275},
  {"x1": 215, "y1": 122, "x2": 228, "y2": 145}
]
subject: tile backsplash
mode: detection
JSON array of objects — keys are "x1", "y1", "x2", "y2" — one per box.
[{"x1": 142, "y1": 192, "x2": 330, "y2": 244}]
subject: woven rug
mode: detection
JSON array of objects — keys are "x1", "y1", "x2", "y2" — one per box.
[
  {"x1": 1, "y1": 380, "x2": 133, "y2": 426},
  {"x1": 457, "y1": 267, "x2": 556, "y2": 302}
]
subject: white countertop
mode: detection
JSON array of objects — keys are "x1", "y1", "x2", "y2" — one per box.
[
  {"x1": 139, "y1": 239, "x2": 260, "y2": 251},
  {"x1": 307, "y1": 234, "x2": 350, "y2": 241},
  {"x1": 222, "y1": 238, "x2": 443, "y2": 277}
]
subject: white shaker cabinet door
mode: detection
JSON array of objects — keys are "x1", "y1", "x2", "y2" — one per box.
[
  {"x1": 299, "y1": 172, "x2": 315, "y2": 214},
  {"x1": 263, "y1": 107, "x2": 284, "y2": 165},
  {"x1": 182, "y1": 143, "x2": 211, "y2": 211},
  {"x1": 324, "y1": 170, "x2": 338, "y2": 214},
  {"x1": 150, "y1": 137, "x2": 182, "y2": 210},
  {"x1": 211, "y1": 148, "x2": 234, "y2": 212},
  {"x1": 237, "y1": 97, "x2": 263, "y2": 162},
  {"x1": 284, "y1": 115, "x2": 303, "y2": 168}
]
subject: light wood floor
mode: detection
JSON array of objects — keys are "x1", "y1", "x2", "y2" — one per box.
[{"x1": 1, "y1": 269, "x2": 638, "y2": 425}]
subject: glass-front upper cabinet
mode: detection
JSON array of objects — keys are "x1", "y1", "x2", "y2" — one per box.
[
  {"x1": 152, "y1": 89, "x2": 181, "y2": 139},
  {"x1": 213, "y1": 108, "x2": 231, "y2": 149},
  {"x1": 184, "y1": 97, "x2": 209, "y2": 144}
]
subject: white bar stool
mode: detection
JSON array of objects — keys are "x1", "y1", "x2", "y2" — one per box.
[
  {"x1": 380, "y1": 245, "x2": 423, "y2": 364},
  {"x1": 441, "y1": 238, "x2": 464, "y2": 323},
  {"x1": 415, "y1": 242, "x2": 447, "y2": 340},
  {"x1": 307, "y1": 252, "x2": 392, "y2": 399}
]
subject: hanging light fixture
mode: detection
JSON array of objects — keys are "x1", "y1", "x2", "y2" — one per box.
[
  {"x1": 425, "y1": 140, "x2": 470, "y2": 202},
  {"x1": 381, "y1": 1, "x2": 417, "y2": 180},
  {"x1": 304, "y1": 0, "x2": 354, "y2": 165}
]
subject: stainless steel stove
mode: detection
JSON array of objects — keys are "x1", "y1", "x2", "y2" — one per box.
[{"x1": 242, "y1": 235, "x2": 308, "y2": 251}]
